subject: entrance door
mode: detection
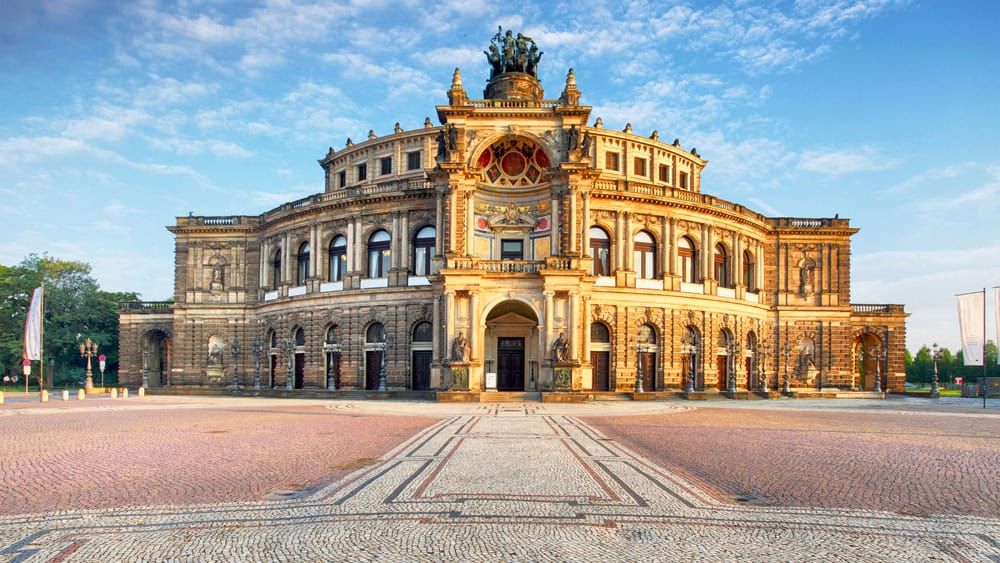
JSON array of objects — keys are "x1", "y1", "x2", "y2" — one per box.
[
  {"x1": 269, "y1": 355, "x2": 278, "y2": 388},
  {"x1": 294, "y1": 354, "x2": 305, "y2": 389},
  {"x1": 717, "y1": 355, "x2": 728, "y2": 391},
  {"x1": 592, "y1": 351, "x2": 610, "y2": 391},
  {"x1": 365, "y1": 351, "x2": 382, "y2": 390},
  {"x1": 745, "y1": 356, "x2": 753, "y2": 390},
  {"x1": 412, "y1": 350, "x2": 431, "y2": 390},
  {"x1": 497, "y1": 338, "x2": 525, "y2": 391},
  {"x1": 639, "y1": 352, "x2": 656, "y2": 391}
]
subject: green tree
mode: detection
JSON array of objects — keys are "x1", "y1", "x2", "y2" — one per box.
[
  {"x1": 906, "y1": 345, "x2": 933, "y2": 385},
  {"x1": 0, "y1": 254, "x2": 139, "y2": 387}
]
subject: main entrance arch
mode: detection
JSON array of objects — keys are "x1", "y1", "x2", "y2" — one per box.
[{"x1": 484, "y1": 299, "x2": 540, "y2": 392}]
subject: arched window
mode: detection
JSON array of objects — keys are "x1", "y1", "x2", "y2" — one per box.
[
  {"x1": 296, "y1": 242, "x2": 310, "y2": 285},
  {"x1": 271, "y1": 249, "x2": 282, "y2": 290},
  {"x1": 714, "y1": 243, "x2": 730, "y2": 288},
  {"x1": 412, "y1": 321, "x2": 432, "y2": 342},
  {"x1": 366, "y1": 323, "x2": 385, "y2": 344},
  {"x1": 743, "y1": 250, "x2": 755, "y2": 291},
  {"x1": 294, "y1": 327, "x2": 305, "y2": 347},
  {"x1": 590, "y1": 322, "x2": 610, "y2": 343},
  {"x1": 678, "y1": 236, "x2": 697, "y2": 283},
  {"x1": 590, "y1": 227, "x2": 611, "y2": 276},
  {"x1": 326, "y1": 325, "x2": 340, "y2": 344},
  {"x1": 633, "y1": 231, "x2": 656, "y2": 279},
  {"x1": 367, "y1": 230, "x2": 391, "y2": 278},
  {"x1": 328, "y1": 236, "x2": 347, "y2": 282},
  {"x1": 268, "y1": 330, "x2": 277, "y2": 348},
  {"x1": 413, "y1": 226, "x2": 435, "y2": 276}
]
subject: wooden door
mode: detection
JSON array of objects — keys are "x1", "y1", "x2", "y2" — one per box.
[
  {"x1": 592, "y1": 351, "x2": 610, "y2": 391},
  {"x1": 412, "y1": 351, "x2": 431, "y2": 390},
  {"x1": 294, "y1": 354, "x2": 305, "y2": 389},
  {"x1": 639, "y1": 352, "x2": 656, "y2": 391},
  {"x1": 497, "y1": 338, "x2": 524, "y2": 391},
  {"x1": 717, "y1": 355, "x2": 727, "y2": 391},
  {"x1": 365, "y1": 351, "x2": 381, "y2": 390}
]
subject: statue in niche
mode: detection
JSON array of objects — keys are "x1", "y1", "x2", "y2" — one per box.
[
  {"x1": 436, "y1": 128, "x2": 449, "y2": 160},
  {"x1": 799, "y1": 261, "x2": 815, "y2": 295},
  {"x1": 451, "y1": 332, "x2": 468, "y2": 362},
  {"x1": 209, "y1": 265, "x2": 224, "y2": 291},
  {"x1": 207, "y1": 343, "x2": 223, "y2": 367},
  {"x1": 566, "y1": 124, "x2": 579, "y2": 150},
  {"x1": 447, "y1": 123, "x2": 458, "y2": 151},
  {"x1": 552, "y1": 332, "x2": 569, "y2": 363}
]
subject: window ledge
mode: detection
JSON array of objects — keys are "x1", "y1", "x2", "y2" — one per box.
[
  {"x1": 320, "y1": 281, "x2": 344, "y2": 292},
  {"x1": 360, "y1": 278, "x2": 389, "y2": 289},
  {"x1": 680, "y1": 282, "x2": 704, "y2": 294},
  {"x1": 636, "y1": 278, "x2": 663, "y2": 290},
  {"x1": 288, "y1": 285, "x2": 307, "y2": 297},
  {"x1": 408, "y1": 276, "x2": 431, "y2": 286}
]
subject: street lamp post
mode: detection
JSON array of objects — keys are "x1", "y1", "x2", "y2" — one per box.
[
  {"x1": 781, "y1": 342, "x2": 791, "y2": 393},
  {"x1": 682, "y1": 333, "x2": 697, "y2": 393},
  {"x1": 99, "y1": 355, "x2": 106, "y2": 388},
  {"x1": 726, "y1": 340, "x2": 739, "y2": 394},
  {"x1": 79, "y1": 337, "x2": 98, "y2": 390},
  {"x1": 141, "y1": 348, "x2": 149, "y2": 389},
  {"x1": 873, "y1": 345, "x2": 883, "y2": 393},
  {"x1": 252, "y1": 335, "x2": 262, "y2": 390},
  {"x1": 758, "y1": 342, "x2": 769, "y2": 394},
  {"x1": 283, "y1": 338, "x2": 295, "y2": 390},
  {"x1": 323, "y1": 337, "x2": 340, "y2": 391},
  {"x1": 376, "y1": 334, "x2": 389, "y2": 392},
  {"x1": 231, "y1": 337, "x2": 240, "y2": 390},
  {"x1": 931, "y1": 342, "x2": 941, "y2": 397},
  {"x1": 635, "y1": 343, "x2": 647, "y2": 394}
]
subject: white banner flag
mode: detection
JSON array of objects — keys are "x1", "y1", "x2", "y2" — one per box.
[
  {"x1": 957, "y1": 291, "x2": 984, "y2": 366},
  {"x1": 995, "y1": 287, "x2": 1000, "y2": 365},
  {"x1": 23, "y1": 286, "x2": 43, "y2": 361}
]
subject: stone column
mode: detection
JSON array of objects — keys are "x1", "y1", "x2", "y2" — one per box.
[
  {"x1": 700, "y1": 224, "x2": 709, "y2": 282},
  {"x1": 432, "y1": 295, "x2": 441, "y2": 364},
  {"x1": 668, "y1": 218, "x2": 677, "y2": 276},
  {"x1": 568, "y1": 188, "x2": 578, "y2": 255},
  {"x1": 551, "y1": 192, "x2": 559, "y2": 256},
  {"x1": 309, "y1": 224, "x2": 319, "y2": 280},
  {"x1": 397, "y1": 213, "x2": 410, "y2": 270},
  {"x1": 260, "y1": 240, "x2": 269, "y2": 288},
  {"x1": 581, "y1": 192, "x2": 591, "y2": 256},
  {"x1": 615, "y1": 212, "x2": 624, "y2": 271},
  {"x1": 465, "y1": 192, "x2": 474, "y2": 257},
  {"x1": 446, "y1": 291, "x2": 456, "y2": 351},
  {"x1": 569, "y1": 292, "x2": 579, "y2": 361},
  {"x1": 660, "y1": 219, "x2": 670, "y2": 278},
  {"x1": 346, "y1": 218, "x2": 356, "y2": 273},
  {"x1": 448, "y1": 187, "x2": 458, "y2": 256},
  {"x1": 624, "y1": 212, "x2": 633, "y2": 271},
  {"x1": 435, "y1": 189, "x2": 445, "y2": 256},
  {"x1": 282, "y1": 232, "x2": 291, "y2": 284},
  {"x1": 544, "y1": 291, "x2": 555, "y2": 360},
  {"x1": 390, "y1": 212, "x2": 400, "y2": 270},
  {"x1": 469, "y1": 291, "x2": 480, "y2": 361}
]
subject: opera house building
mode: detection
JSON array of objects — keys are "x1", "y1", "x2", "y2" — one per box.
[{"x1": 119, "y1": 31, "x2": 907, "y2": 399}]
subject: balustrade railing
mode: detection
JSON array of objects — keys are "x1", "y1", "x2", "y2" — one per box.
[{"x1": 120, "y1": 301, "x2": 172, "y2": 312}]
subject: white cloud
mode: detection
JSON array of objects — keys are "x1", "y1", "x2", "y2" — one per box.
[{"x1": 797, "y1": 146, "x2": 897, "y2": 176}]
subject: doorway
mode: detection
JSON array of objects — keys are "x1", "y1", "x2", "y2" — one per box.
[
  {"x1": 497, "y1": 337, "x2": 525, "y2": 391},
  {"x1": 365, "y1": 351, "x2": 382, "y2": 390},
  {"x1": 412, "y1": 350, "x2": 431, "y2": 390}
]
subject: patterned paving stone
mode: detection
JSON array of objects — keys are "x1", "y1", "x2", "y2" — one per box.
[{"x1": 0, "y1": 396, "x2": 998, "y2": 561}]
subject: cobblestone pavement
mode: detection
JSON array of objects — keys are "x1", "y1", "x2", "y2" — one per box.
[{"x1": 1, "y1": 396, "x2": 998, "y2": 561}]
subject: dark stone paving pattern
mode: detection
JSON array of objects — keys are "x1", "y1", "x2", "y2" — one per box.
[
  {"x1": 585, "y1": 405, "x2": 1000, "y2": 518},
  {"x1": 1, "y1": 396, "x2": 998, "y2": 561},
  {"x1": 0, "y1": 397, "x2": 438, "y2": 515}
]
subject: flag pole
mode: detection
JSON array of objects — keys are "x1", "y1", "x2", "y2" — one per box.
[
  {"x1": 38, "y1": 282, "x2": 45, "y2": 392},
  {"x1": 983, "y1": 288, "x2": 987, "y2": 409}
]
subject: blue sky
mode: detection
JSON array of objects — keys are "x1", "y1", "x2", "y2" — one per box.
[{"x1": 2, "y1": 0, "x2": 998, "y2": 353}]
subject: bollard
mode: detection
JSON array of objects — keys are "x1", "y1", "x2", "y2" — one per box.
[
  {"x1": 40, "y1": 390, "x2": 48, "y2": 403},
  {"x1": 0, "y1": 391, "x2": 4, "y2": 404},
  {"x1": 138, "y1": 387, "x2": 145, "y2": 398},
  {"x1": 122, "y1": 388, "x2": 129, "y2": 399},
  {"x1": 78, "y1": 389, "x2": 86, "y2": 400},
  {"x1": 110, "y1": 388, "x2": 118, "y2": 399},
  {"x1": 62, "y1": 390, "x2": 69, "y2": 401}
]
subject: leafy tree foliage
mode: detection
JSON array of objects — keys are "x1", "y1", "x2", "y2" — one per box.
[
  {"x1": 908, "y1": 341, "x2": 999, "y2": 385},
  {"x1": 0, "y1": 254, "x2": 139, "y2": 387}
]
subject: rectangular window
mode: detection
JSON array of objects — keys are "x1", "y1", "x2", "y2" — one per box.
[
  {"x1": 379, "y1": 156, "x2": 392, "y2": 176},
  {"x1": 338, "y1": 170, "x2": 347, "y2": 188},
  {"x1": 357, "y1": 163, "x2": 367, "y2": 182},
  {"x1": 501, "y1": 239, "x2": 524, "y2": 261},
  {"x1": 634, "y1": 158, "x2": 646, "y2": 177},
  {"x1": 659, "y1": 164, "x2": 669, "y2": 182},
  {"x1": 407, "y1": 151, "x2": 422, "y2": 170},
  {"x1": 679, "y1": 171, "x2": 689, "y2": 190},
  {"x1": 605, "y1": 152, "x2": 620, "y2": 171}
]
